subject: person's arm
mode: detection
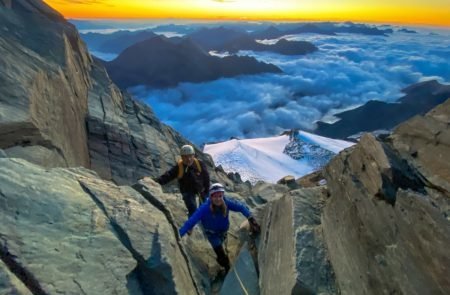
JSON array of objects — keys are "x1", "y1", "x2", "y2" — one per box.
[
  {"x1": 225, "y1": 197, "x2": 251, "y2": 218},
  {"x1": 155, "y1": 164, "x2": 178, "y2": 185},
  {"x1": 179, "y1": 204, "x2": 207, "y2": 237},
  {"x1": 226, "y1": 197, "x2": 260, "y2": 234}
]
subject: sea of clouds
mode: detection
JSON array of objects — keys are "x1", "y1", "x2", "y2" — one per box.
[{"x1": 120, "y1": 25, "x2": 450, "y2": 145}]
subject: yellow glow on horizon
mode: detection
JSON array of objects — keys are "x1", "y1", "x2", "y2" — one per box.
[{"x1": 43, "y1": 0, "x2": 450, "y2": 27}]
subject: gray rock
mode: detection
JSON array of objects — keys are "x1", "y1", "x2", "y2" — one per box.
[
  {"x1": 390, "y1": 98, "x2": 450, "y2": 194},
  {"x1": 0, "y1": 149, "x2": 6, "y2": 158},
  {"x1": 0, "y1": 0, "x2": 235, "y2": 190},
  {"x1": 3, "y1": 145, "x2": 66, "y2": 167},
  {"x1": 322, "y1": 133, "x2": 450, "y2": 294},
  {"x1": 0, "y1": 158, "x2": 136, "y2": 294},
  {"x1": 0, "y1": 158, "x2": 198, "y2": 294},
  {"x1": 258, "y1": 187, "x2": 337, "y2": 295},
  {"x1": 0, "y1": 1, "x2": 92, "y2": 168},
  {"x1": 78, "y1": 176, "x2": 198, "y2": 295},
  {"x1": 277, "y1": 175, "x2": 300, "y2": 190},
  {"x1": 220, "y1": 244, "x2": 259, "y2": 295}
]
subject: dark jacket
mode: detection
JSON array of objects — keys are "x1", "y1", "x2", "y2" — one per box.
[
  {"x1": 156, "y1": 158, "x2": 210, "y2": 194},
  {"x1": 179, "y1": 196, "x2": 252, "y2": 237}
]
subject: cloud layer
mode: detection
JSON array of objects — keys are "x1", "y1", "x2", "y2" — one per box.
[{"x1": 129, "y1": 26, "x2": 450, "y2": 145}]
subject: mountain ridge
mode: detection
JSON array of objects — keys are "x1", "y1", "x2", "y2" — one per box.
[
  {"x1": 315, "y1": 79, "x2": 450, "y2": 139},
  {"x1": 105, "y1": 35, "x2": 283, "y2": 88}
]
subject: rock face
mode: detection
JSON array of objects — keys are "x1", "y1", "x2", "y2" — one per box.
[
  {"x1": 0, "y1": 158, "x2": 197, "y2": 295},
  {"x1": 0, "y1": 0, "x2": 230, "y2": 187},
  {"x1": 0, "y1": 0, "x2": 91, "y2": 168},
  {"x1": 390, "y1": 98, "x2": 450, "y2": 195},
  {"x1": 257, "y1": 187, "x2": 337, "y2": 295},
  {"x1": 321, "y1": 99, "x2": 450, "y2": 294}
]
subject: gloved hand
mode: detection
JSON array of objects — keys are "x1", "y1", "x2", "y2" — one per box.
[{"x1": 248, "y1": 217, "x2": 261, "y2": 235}]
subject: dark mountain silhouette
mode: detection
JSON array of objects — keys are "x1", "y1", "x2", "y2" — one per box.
[
  {"x1": 104, "y1": 35, "x2": 282, "y2": 88},
  {"x1": 188, "y1": 26, "x2": 248, "y2": 50},
  {"x1": 315, "y1": 80, "x2": 450, "y2": 139},
  {"x1": 188, "y1": 27, "x2": 317, "y2": 55},
  {"x1": 336, "y1": 21, "x2": 393, "y2": 35},
  {"x1": 81, "y1": 30, "x2": 157, "y2": 53},
  {"x1": 398, "y1": 28, "x2": 417, "y2": 34},
  {"x1": 251, "y1": 25, "x2": 284, "y2": 39},
  {"x1": 221, "y1": 35, "x2": 318, "y2": 55},
  {"x1": 252, "y1": 22, "x2": 391, "y2": 39}
]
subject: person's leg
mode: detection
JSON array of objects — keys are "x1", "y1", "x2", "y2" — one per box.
[
  {"x1": 181, "y1": 192, "x2": 197, "y2": 217},
  {"x1": 208, "y1": 232, "x2": 230, "y2": 272},
  {"x1": 213, "y1": 245, "x2": 230, "y2": 272}
]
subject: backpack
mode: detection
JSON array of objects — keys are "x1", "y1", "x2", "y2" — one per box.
[{"x1": 177, "y1": 158, "x2": 202, "y2": 179}]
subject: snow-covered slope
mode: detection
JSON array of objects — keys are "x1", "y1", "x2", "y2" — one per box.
[{"x1": 204, "y1": 131, "x2": 354, "y2": 184}]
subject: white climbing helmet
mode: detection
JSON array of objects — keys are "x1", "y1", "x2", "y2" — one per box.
[
  {"x1": 180, "y1": 144, "x2": 195, "y2": 156},
  {"x1": 209, "y1": 183, "x2": 225, "y2": 195}
]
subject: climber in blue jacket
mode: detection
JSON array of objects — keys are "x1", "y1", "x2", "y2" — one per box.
[{"x1": 179, "y1": 183, "x2": 260, "y2": 272}]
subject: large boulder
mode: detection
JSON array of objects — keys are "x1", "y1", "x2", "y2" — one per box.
[
  {"x1": 322, "y1": 129, "x2": 450, "y2": 294},
  {"x1": 257, "y1": 187, "x2": 337, "y2": 295},
  {"x1": 0, "y1": 157, "x2": 198, "y2": 294},
  {"x1": 390, "y1": 98, "x2": 450, "y2": 195}
]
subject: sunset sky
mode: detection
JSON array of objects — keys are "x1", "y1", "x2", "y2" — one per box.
[{"x1": 43, "y1": 0, "x2": 450, "y2": 27}]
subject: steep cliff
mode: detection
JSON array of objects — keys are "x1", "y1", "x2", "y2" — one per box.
[
  {"x1": 0, "y1": 0, "x2": 91, "y2": 167},
  {"x1": 0, "y1": 0, "x2": 231, "y2": 187}
]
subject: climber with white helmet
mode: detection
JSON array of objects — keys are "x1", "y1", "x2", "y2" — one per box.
[{"x1": 155, "y1": 144, "x2": 210, "y2": 217}]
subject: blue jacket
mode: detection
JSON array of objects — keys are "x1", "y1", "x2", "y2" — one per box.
[{"x1": 179, "y1": 196, "x2": 251, "y2": 237}]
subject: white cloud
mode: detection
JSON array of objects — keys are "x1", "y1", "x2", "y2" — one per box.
[{"x1": 129, "y1": 27, "x2": 450, "y2": 145}]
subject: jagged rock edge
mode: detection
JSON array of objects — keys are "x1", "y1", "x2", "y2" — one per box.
[
  {"x1": 77, "y1": 181, "x2": 152, "y2": 293},
  {"x1": 130, "y1": 183, "x2": 201, "y2": 295}
]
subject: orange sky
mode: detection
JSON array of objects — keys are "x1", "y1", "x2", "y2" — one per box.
[{"x1": 44, "y1": 0, "x2": 450, "y2": 27}]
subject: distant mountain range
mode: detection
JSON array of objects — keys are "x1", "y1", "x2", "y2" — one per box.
[
  {"x1": 81, "y1": 30, "x2": 157, "y2": 54},
  {"x1": 315, "y1": 80, "x2": 450, "y2": 139},
  {"x1": 82, "y1": 26, "x2": 318, "y2": 57},
  {"x1": 252, "y1": 22, "x2": 393, "y2": 39},
  {"x1": 104, "y1": 35, "x2": 283, "y2": 88},
  {"x1": 190, "y1": 27, "x2": 318, "y2": 55}
]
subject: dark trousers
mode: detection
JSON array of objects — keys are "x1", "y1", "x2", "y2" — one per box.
[
  {"x1": 181, "y1": 192, "x2": 198, "y2": 217},
  {"x1": 213, "y1": 245, "x2": 230, "y2": 272}
]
